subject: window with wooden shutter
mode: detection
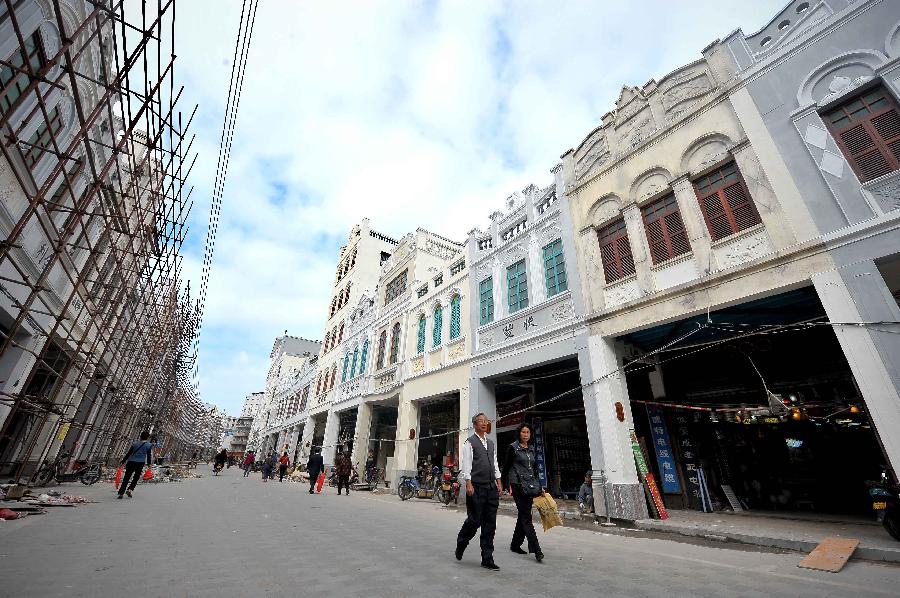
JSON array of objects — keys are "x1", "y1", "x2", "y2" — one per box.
[
  {"x1": 693, "y1": 161, "x2": 761, "y2": 241},
  {"x1": 823, "y1": 86, "x2": 900, "y2": 182},
  {"x1": 641, "y1": 193, "x2": 691, "y2": 264},
  {"x1": 596, "y1": 218, "x2": 635, "y2": 283}
]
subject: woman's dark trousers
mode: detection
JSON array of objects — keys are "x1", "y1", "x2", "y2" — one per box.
[
  {"x1": 456, "y1": 482, "x2": 499, "y2": 563},
  {"x1": 279, "y1": 465, "x2": 287, "y2": 481},
  {"x1": 337, "y1": 474, "x2": 350, "y2": 494},
  {"x1": 118, "y1": 461, "x2": 143, "y2": 495},
  {"x1": 511, "y1": 484, "x2": 541, "y2": 554}
]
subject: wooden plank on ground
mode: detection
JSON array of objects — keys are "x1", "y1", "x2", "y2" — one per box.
[{"x1": 798, "y1": 537, "x2": 859, "y2": 572}]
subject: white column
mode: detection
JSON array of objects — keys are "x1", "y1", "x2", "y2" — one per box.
[
  {"x1": 298, "y1": 414, "x2": 316, "y2": 463},
  {"x1": 322, "y1": 409, "x2": 339, "y2": 469},
  {"x1": 621, "y1": 202, "x2": 653, "y2": 295},
  {"x1": 670, "y1": 175, "x2": 712, "y2": 275},
  {"x1": 352, "y1": 402, "x2": 373, "y2": 467},
  {"x1": 813, "y1": 262, "x2": 900, "y2": 474},
  {"x1": 581, "y1": 334, "x2": 647, "y2": 520},
  {"x1": 528, "y1": 233, "x2": 547, "y2": 305},
  {"x1": 395, "y1": 395, "x2": 419, "y2": 477}
]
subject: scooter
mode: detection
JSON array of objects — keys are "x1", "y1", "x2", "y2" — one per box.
[
  {"x1": 437, "y1": 468, "x2": 461, "y2": 505},
  {"x1": 867, "y1": 469, "x2": 900, "y2": 541}
]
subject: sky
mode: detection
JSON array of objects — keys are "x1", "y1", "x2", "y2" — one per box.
[{"x1": 172, "y1": 0, "x2": 786, "y2": 416}]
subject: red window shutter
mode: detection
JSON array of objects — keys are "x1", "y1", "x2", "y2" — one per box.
[
  {"x1": 597, "y1": 219, "x2": 634, "y2": 283},
  {"x1": 694, "y1": 162, "x2": 760, "y2": 241},
  {"x1": 824, "y1": 87, "x2": 900, "y2": 182},
  {"x1": 642, "y1": 194, "x2": 691, "y2": 264}
]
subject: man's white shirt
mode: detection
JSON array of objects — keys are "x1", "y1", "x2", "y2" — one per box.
[{"x1": 458, "y1": 433, "x2": 501, "y2": 483}]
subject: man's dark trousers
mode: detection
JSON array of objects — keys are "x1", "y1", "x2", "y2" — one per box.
[
  {"x1": 118, "y1": 461, "x2": 143, "y2": 495},
  {"x1": 457, "y1": 482, "x2": 499, "y2": 563}
]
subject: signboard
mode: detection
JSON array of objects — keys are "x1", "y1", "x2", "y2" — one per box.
[
  {"x1": 532, "y1": 417, "x2": 548, "y2": 488},
  {"x1": 479, "y1": 295, "x2": 574, "y2": 349},
  {"x1": 646, "y1": 406, "x2": 681, "y2": 494},
  {"x1": 496, "y1": 396, "x2": 525, "y2": 429},
  {"x1": 673, "y1": 411, "x2": 703, "y2": 508},
  {"x1": 630, "y1": 430, "x2": 668, "y2": 520}
]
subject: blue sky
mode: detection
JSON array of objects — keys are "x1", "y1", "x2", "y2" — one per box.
[{"x1": 173, "y1": 0, "x2": 786, "y2": 416}]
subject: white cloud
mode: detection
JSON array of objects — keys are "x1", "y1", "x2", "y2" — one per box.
[{"x1": 174, "y1": 0, "x2": 786, "y2": 414}]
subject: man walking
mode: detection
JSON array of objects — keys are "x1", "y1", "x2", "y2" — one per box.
[
  {"x1": 118, "y1": 431, "x2": 153, "y2": 499},
  {"x1": 335, "y1": 450, "x2": 352, "y2": 495},
  {"x1": 306, "y1": 447, "x2": 324, "y2": 494},
  {"x1": 455, "y1": 413, "x2": 502, "y2": 571},
  {"x1": 242, "y1": 451, "x2": 255, "y2": 477}
]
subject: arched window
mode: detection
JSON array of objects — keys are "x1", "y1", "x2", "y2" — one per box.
[
  {"x1": 323, "y1": 330, "x2": 331, "y2": 353},
  {"x1": 376, "y1": 331, "x2": 387, "y2": 369},
  {"x1": 337, "y1": 322, "x2": 345, "y2": 344},
  {"x1": 341, "y1": 352, "x2": 350, "y2": 383},
  {"x1": 389, "y1": 322, "x2": 401, "y2": 364},
  {"x1": 350, "y1": 346, "x2": 359, "y2": 377},
  {"x1": 329, "y1": 364, "x2": 337, "y2": 389},
  {"x1": 315, "y1": 373, "x2": 322, "y2": 395},
  {"x1": 432, "y1": 304, "x2": 443, "y2": 348},
  {"x1": 417, "y1": 315, "x2": 426, "y2": 354},
  {"x1": 449, "y1": 295, "x2": 461, "y2": 340},
  {"x1": 360, "y1": 339, "x2": 369, "y2": 373}
]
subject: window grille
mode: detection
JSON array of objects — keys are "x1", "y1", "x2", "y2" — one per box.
[
  {"x1": 450, "y1": 259, "x2": 465, "y2": 275},
  {"x1": 350, "y1": 347, "x2": 359, "y2": 378},
  {"x1": 502, "y1": 219, "x2": 527, "y2": 241},
  {"x1": 376, "y1": 331, "x2": 386, "y2": 369},
  {"x1": 433, "y1": 305, "x2": 443, "y2": 347},
  {"x1": 385, "y1": 269, "x2": 407, "y2": 304},
  {"x1": 417, "y1": 285, "x2": 428, "y2": 298},
  {"x1": 389, "y1": 322, "x2": 401, "y2": 364},
  {"x1": 360, "y1": 339, "x2": 369, "y2": 373},
  {"x1": 24, "y1": 106, "x2": 63, "y2": 169},
  {"x1": 417, "y1": 315, "x2": 426, "y2": 354},
  {"x1": 0, "y1": 31, "x2": 45, "y2": 116},
  {"x1": 341, "y1": 353, "x2": 350, "y2": 383}
]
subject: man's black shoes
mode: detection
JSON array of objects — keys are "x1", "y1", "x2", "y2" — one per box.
[
  {"x1": 510, "y1": 546, "x2": 527, "y2": 554},
  {"x1": 455, "y1": 544, "x2": 465, "y2": 561},
  {"x1": 480, "y1": 561, "x2": 500, "y2": 571},
  {"x1": 535, "y1": 552, "x2": 544, "y2": 563}
]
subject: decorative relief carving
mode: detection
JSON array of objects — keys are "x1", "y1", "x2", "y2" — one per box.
[
  {"x1": 604, "y1": 279, "x2": 640, "y2": 307},
  {"x1": 540, "y1": 223, "x2": 563, "y2": 245},
  {"x1": 718, "y1": 232, "x2": 769, "y2": 270},
  {"x1": 575, "y1": 132, "x2": 610, "y2": 181},
  {"x1": 423, "y1": 238, "x2": 459, "y2": 260},
  {"x1": 661, "y1": 73, "x2": 712, "y2": 113},
  {"x1": 550, "y1": 298, "x2": 575, "y2": 323},
  {"x1": 620, "y1": 114, "x2": 656, "y2": 151},
  {"x1": 479, "y1": 334, "x2": 494, "y2": 349},
  {"x1": 412, "y1": 356, "x2": 424, "y2": 374},
  {"x1": 447, "y1": 340, "x2": 465, "y2": 361},
  {"x1": 865, "y1": 172, "x2": 900, "y2": 213},
  {"x1": 33, "y1": 242, "x2": 53, "y2": 268},
  {"x1": 615, "y1": 86, "x2": 648, "y2": 127},
  {"x1": 502, "y1": 241, "x2": 527, "y2": 266}
]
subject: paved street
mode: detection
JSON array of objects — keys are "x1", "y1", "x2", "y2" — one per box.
[{"x1": 2, "y1": 467, "x2": 900, "y2": 597}]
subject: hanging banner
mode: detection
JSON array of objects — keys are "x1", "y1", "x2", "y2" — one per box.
[
  {"x1": 496, "y1": 395, "x2": 526, "y2": 429},
  {"x1": 646, "y1": 405, "x2": 681, "y2": 494},
  {"x1": 630, "y1": 430, "x2": 668, "y2": 520},
  {"x1": 532, "y1": 417, "x2": 548, "y2": 488}
]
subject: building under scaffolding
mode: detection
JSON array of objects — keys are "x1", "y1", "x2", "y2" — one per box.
[{"x1": 0, "y1": 0, "x2": 204, "y2": 481}]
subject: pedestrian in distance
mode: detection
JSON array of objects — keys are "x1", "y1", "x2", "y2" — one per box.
[
  {"x1": 577, "y1": 471, "x2": 594, "y2": 514},
  {"x1": 261, "y1": 452, "x2": 273, "y2": 482},
  {"x1": 118, "y1": 430, "x2": 153, "y2": 499},
  {"x1": 242, "y1": 451, "x2": 255, "y2": 477},
  {"x1": 336, "y1": 451, "x2": 352, "y2": 495},
  {"x1": 213, "y1": 448, "x2": 227, "y2": 475},
  {"x1": 278, "y1": 451, "x2": 290, "y2": 482},
  {"x1": 455, "y1": 413, "x2": 502, "y2": 571},
  {"x1": 306, "y1": 447, "x2": 324, "y2": 494},
  {"x1": 501, "y1": 422, "x2": 545, "y2": 563}
]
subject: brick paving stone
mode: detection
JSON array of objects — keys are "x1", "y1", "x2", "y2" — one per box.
[{"x1": 0, "y1": 467, "x2": 899, "y2": 597}]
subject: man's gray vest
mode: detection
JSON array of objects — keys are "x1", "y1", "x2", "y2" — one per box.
[{"x1": 468, "y1": 433, "x2": 496, "y2": 485}]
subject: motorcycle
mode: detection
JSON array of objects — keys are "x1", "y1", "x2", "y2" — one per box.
[
  {"x1": 867, "y1": 469, "x2": 900, "y2": 541},
  {"x1": 399, "y1": 465, "x2": 443, "y2": 501},
  {"x1": 213, "y1": 462, "x2": 224, "y2": 476},
  {"x1": 32, "y1": 452, "x2": 102, "y2": 486},
  {"x1": 436, "y1": 467, "x2": 459, "y2": 505}
]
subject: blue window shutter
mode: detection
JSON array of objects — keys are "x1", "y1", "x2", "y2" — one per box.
[
  {"x1": 450, "y1": 295, "x2": 461, "y2": 339},
  {"x1": 433, "y1": 306, "x2": 443, "y2": 347}
]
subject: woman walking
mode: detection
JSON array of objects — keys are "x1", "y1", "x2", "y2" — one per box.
[
  {"x1": 500, "y1": 422, "x2": 544, "y2": 562},
  {"x1": 242, "y1": 451, "x2": 255, "y2": 477},
  {"x1": 335, "y1": 451, "x2": 352, "y2": 495},
  {"x1": 118, "y1": 431, "x2": 153, "y2": 499},
  {"x1": 261, "y1": 452, "x2": 273, "y2": 482},
  {"x1": 278, "y1": 451, "x2": 290, "y2": 482}
]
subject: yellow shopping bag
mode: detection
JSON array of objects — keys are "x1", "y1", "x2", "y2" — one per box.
[{"x1": 532, "y1": 493, "x2": 564, "y2": 532}]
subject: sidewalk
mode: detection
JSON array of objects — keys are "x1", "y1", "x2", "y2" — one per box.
[{"x1": 633, "y1": 509, "x2": 900, "y2": 563}]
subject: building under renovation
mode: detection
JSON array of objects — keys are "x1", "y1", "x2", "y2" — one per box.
[{"x1": 0, "y1": 0, "x2": 204, "y2": 481}]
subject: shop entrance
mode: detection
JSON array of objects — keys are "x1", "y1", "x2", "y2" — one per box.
[
  {"x1": 623, "y1": 287, "x2": 887, "y2": 516},
  {"x1": 336, "y1": 408, "x2": 358, "y2": 457},
  {"x1": 492, "y1": 357, "x2": 590, "y2": 498},
  {"x1": 417, "y1": 395, "x2": 459, "y2": 470},
  {"x1": 367, "y1": 404, "x2": 397, "y2": 474}
]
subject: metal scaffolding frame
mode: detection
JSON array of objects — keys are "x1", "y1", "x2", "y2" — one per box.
[{"x1": 0, "y1": 0, "x2": 203, "y2": 481}]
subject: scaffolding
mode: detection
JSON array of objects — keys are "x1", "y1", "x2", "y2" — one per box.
[{"x1": 0, "y1": 0, "x2": 204, "y2": 481}]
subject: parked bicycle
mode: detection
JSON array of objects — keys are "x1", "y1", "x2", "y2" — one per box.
[{"x1": 32, "y1": 452, "x2": 102, "y2": 487}]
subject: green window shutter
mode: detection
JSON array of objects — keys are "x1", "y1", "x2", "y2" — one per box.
[
  {"x1": 479, "y1": 277, "x2": 494, "y2": 325},
  {"x1": 341, "y1": 353, "x2": 350, "y2": 383},
  {"x1": 433, "y1": 306, "x2": 443, "y2": 347},
  {"x1": 449, "y1": 295, "x2": 461, "y2": 339},
  {"x1": 350, "y1": 347, "x2": 359, "y2": 377},
  {"x1": 417, "y1": 316, "x2": 426, "y2": 354},
  {"x1": 543, "y1": 238, "x2": 568, "y2": 297},
  {"x1": 359, "y1": 340, "x2": 368, "y2": 372},
  {"x1": 507, "y1": 259, "x2": 528, "y2": 313}
]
